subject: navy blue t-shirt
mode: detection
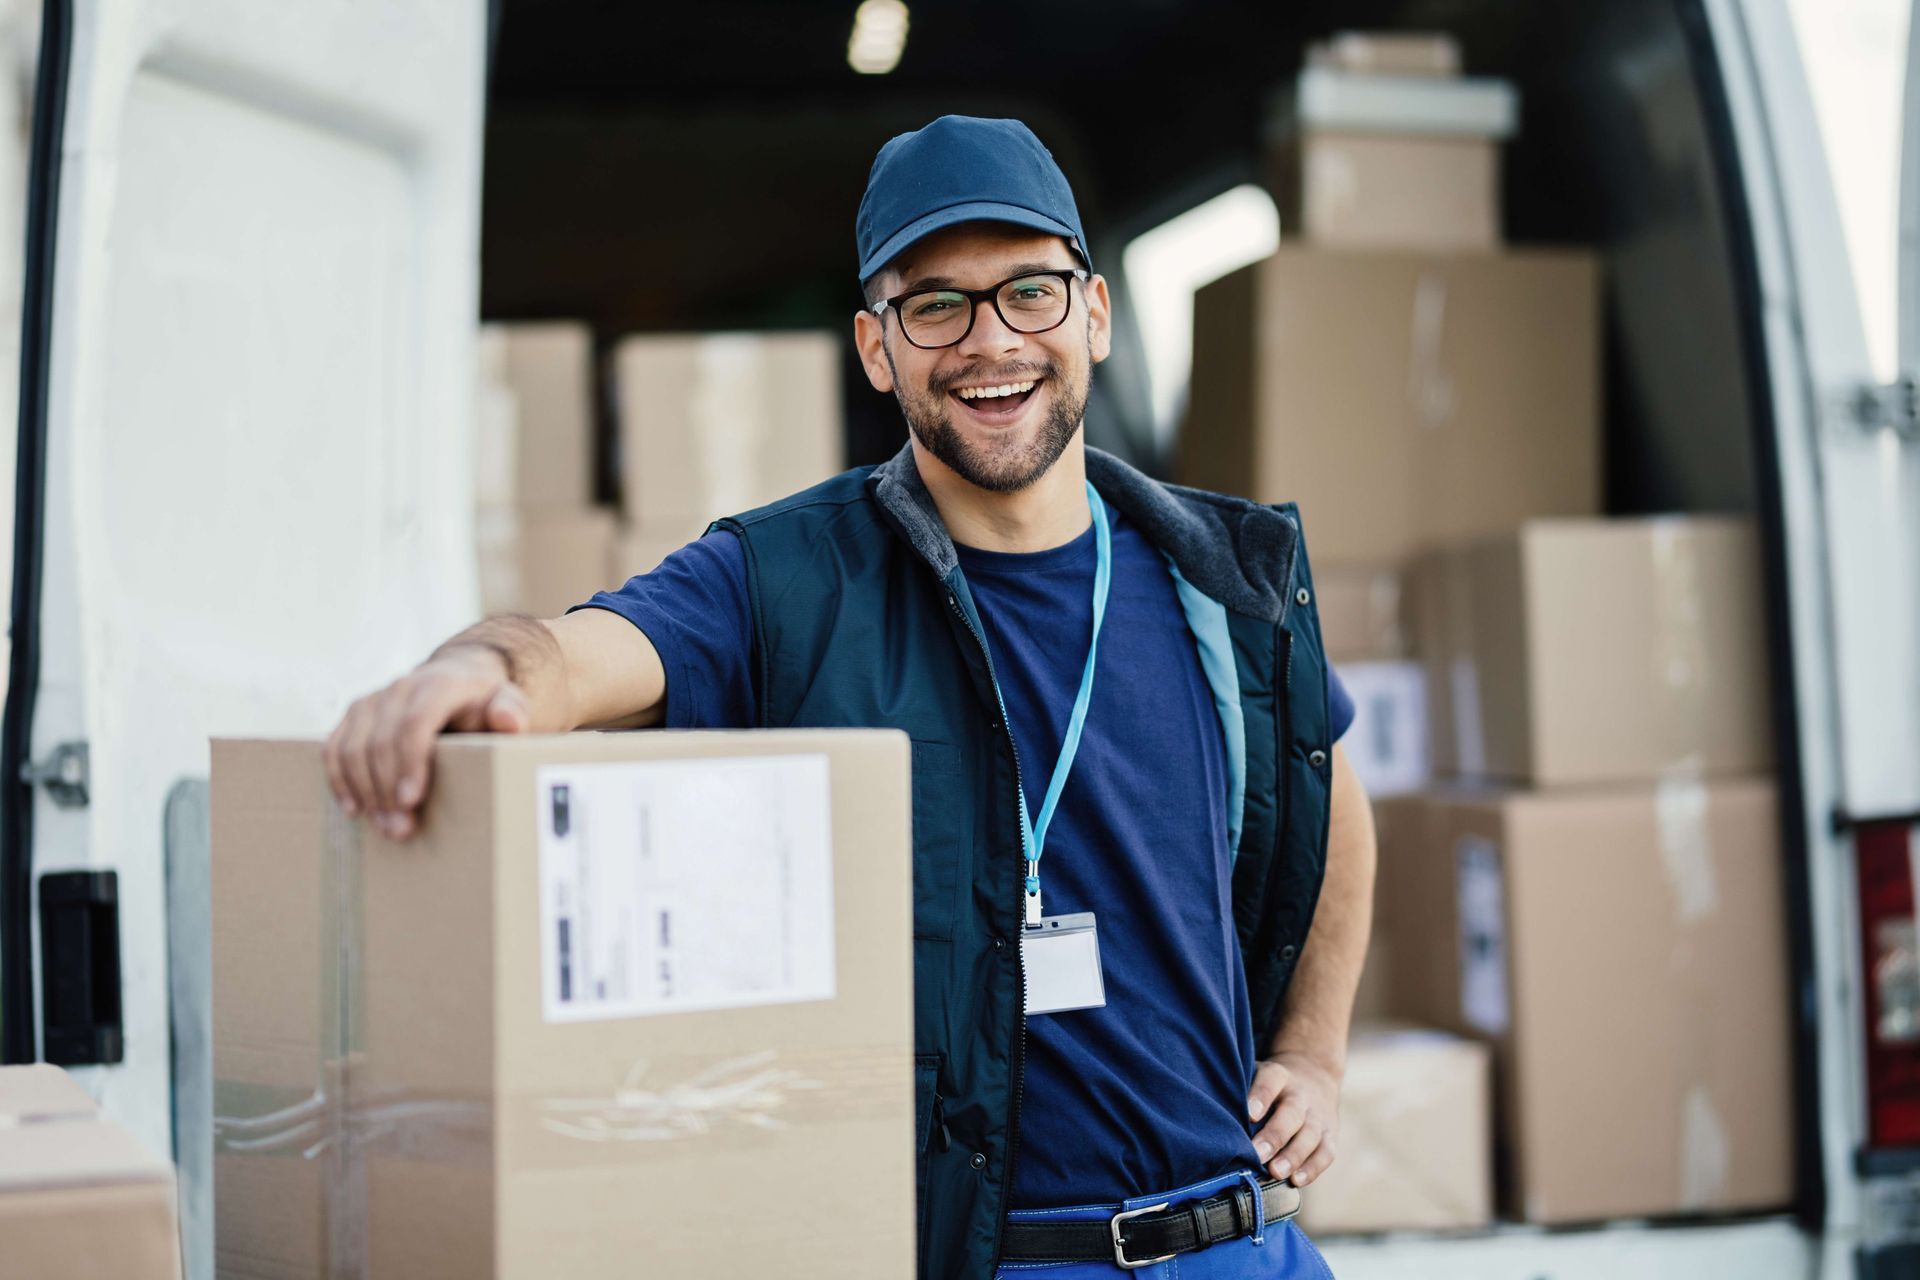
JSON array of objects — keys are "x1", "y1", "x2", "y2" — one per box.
[{"x1": 574, "y1": 520, "x2": 1353, "y2": 1207}]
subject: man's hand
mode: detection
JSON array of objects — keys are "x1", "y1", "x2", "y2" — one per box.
[
  {"x1": 1245, "y1": 1050, "x2": 1342, "y2": 1187},
  {"x1": 323, "y1": 645, "x2": 531, "y2": 842}
]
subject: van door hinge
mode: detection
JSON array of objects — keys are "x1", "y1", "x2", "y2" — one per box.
[
  {"x1": 1833, "y1": 377, "x2": 1920, "y2": 440},
  {"x1": 21, "y1": 740, "x2": 89, "y2": 808}
]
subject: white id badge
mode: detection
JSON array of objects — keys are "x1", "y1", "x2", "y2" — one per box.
[{"x1": 1021, "y1": 912, "x2": 1106, "y2": 1015}]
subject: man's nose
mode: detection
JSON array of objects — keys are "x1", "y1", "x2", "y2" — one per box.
[{"x1": 955, "y1": 296, "x2": 1025, "y2": 363}]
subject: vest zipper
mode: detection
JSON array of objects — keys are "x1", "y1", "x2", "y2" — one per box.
[{"x1": 944, "y1": 586, "x2": 1030, "y2": 1274}]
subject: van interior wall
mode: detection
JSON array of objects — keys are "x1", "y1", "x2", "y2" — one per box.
[{"x1": 479, "y1": 0, "x2": 1758, "y2": 516}]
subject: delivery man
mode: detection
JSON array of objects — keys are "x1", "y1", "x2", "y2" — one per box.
[{"x1": 325, "y1": 115, "x2": 1373, "y2": 1279}]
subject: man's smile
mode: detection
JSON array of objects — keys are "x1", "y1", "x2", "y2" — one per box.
[{"x1": 947, "y1": 375, "x2": 1045, "y2": 424}]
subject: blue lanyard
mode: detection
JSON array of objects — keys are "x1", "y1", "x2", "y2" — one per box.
[{"x1": 1017, "y1": 480, "x2": 1111, "y2": 926}]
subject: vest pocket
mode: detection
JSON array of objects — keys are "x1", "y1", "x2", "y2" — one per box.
[
  {"x1": 910, "y1": 739, "x2": 967, "y2": 941},
  {"x1": 914, "y1": 1051, "x2": 945, "y2": 1275}
]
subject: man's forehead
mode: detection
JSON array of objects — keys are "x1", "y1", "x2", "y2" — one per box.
[{"x1": 885, "y1": 225, "x2": 1078, "y2": 288}]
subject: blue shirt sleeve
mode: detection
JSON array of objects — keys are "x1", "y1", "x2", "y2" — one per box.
[
  {"x1": 1328, "y1": 666, "x2": 1355, "y2": 744},
  {"x1": 566, "y1": 531, "x2": 757, "y2": 728}
]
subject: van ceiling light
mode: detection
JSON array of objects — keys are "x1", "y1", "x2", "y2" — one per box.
[{"x1": 848, "y1": 0, "x2": 909, "y2": 75}]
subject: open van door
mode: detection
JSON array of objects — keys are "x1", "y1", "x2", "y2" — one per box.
[
  {"x1": 1704, "y1": 0, "x2": 1920, "y2": 1269},
  {"x1": 0, "y1": 0, "x2": 486, "y2": 1226}
]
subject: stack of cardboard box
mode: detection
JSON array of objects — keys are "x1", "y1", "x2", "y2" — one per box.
[
  {"x1": 211, "y1": 730, "x2": 915, "y2": 1277},
  {"x1": 1187, "y1": 32, "x2": 1600, "y2": 809},
  {"x1": 1189, "y1": 31, "x2": 1791, "y2": 1233},
  {"x1": 475, "y1": 322, "x2": 621, "y2": 618},
  {"x1": 1377, "y1": 517, "x2": 1790, "y2": 1226},
  {"x1": 0, "y1": 1065, "x2": 183, "y2": 1279},
  {"x1": 608, "y1": 331, "x2": 844, "y2": 581}
]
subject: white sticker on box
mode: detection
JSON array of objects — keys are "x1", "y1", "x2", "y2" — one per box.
[
  {"x1": 1455, "y1": 835, "x2": 1510, "y2": 1035},
  {"x1": 536, "y1": 754, "x2": 836, "y2": 1022},
  {"x1": 1339, "y1": 661, "x2": 1430, "y2": 797}
]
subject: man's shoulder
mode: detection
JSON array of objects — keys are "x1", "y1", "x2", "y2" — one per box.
[
  {"x1": 719, "y1": 464, "x2": 882, "y2": 531},
  {"x1": 1087, "y1": 449, "x2": 1301, "y2": 625}
]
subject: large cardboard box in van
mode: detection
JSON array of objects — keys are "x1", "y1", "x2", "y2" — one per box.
[
  {"x1": 1294, "y1": 1025, "x2": 1492, "y2": 1234},
  {"x1": 212, "y1": 730, "x2": 914, "y2": 1278},
  {"x1": 613, "y1": 331, "x2": 843, "y2": 543},
  {"x1": 1415, "y1": 517, "x2": 1772, "y2": 785},
  {"x1": 1183, "y1": 247, "x2": 1599, "y2": 565},
  {"x1": 0, "y1": 1065, "x2": 183, "y2": 1280},
  {"x1": 1374, "y1": 780, "x2": 1792, "y2": 1223}
]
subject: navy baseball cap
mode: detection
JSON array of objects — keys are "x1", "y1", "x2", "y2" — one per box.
[{"x1": 856, "y1": 115, "x2": 1089, "y2": 284}]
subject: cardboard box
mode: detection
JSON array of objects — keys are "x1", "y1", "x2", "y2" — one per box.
[
  {"x1": 482, "y1": 322, "x2": 597, "y2": 509},
  {"x1": 212, "y1": 730, "x2": 914, "y2": 1278},
  {"x1": 477, "y1": 506, "x2": 620, "y2": 619},
  {"x1": 1416, "y1": 518, "x2": 1773, "y2": 786},
  {"x1": 1295, "y1": 1025, "x2": 1492, "y2": 1234},
  {"x1": 0, "y1": 1065, "x2": 183, "y2": 1280},
  {"x1": 1269, "y1": 67, "x2": 1517, "y2": 250},
  {"x1": 1182, "y1": 248, "x2": 1599, "y2": 565},
  {"x1": 1374, "y1": 780, "x2": 1792, "y2": 1223},
  {"x1": 1315, "y1": 565, "x2": 1408, "y2": 662},
  {"x1": 1274, "y1": 132, "x2": 1500, "y2": 251},
  {"x1": 1337, "y1": 661, "x2": 1430, "y2": 797},
  {"x1": 1306, "y1": 32, "x2": 1463, "y2": 77},
  {"x1": 614, "y1": 331, "x2": 843, "y2": 542}
]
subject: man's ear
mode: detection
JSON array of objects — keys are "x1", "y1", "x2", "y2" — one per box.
[
  {"x1": 853, "y1": 308, "x2": 895, "y2": 393},
  {"x1": 1085, "y1": 274, "x2": 1114, "y2": 364}
]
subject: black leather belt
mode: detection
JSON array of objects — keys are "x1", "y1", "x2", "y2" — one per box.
[{"x1": 1000, "y1": 1177, "x2": 1302, "y2": 1270}]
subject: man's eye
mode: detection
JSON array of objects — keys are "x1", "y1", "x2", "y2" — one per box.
[{"x1": 908, "y1": 296, "x2": 962, "y2": 318}]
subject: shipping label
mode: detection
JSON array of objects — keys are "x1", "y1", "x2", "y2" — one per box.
[{"x1": 536, "y1": 754, "x2": 836, "y2": 1022}]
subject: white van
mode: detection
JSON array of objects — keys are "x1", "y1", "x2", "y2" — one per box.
[{"x1": 0, "y1": 2, "x2": 1914, "y2": 1277}]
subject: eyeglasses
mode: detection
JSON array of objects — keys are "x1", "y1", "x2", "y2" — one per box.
[{"x1": 871, "y1": 268, "x2": 1090, "y2": 350}]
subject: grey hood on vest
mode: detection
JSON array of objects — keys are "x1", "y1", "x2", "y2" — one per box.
[{"x1": 866, "y1": 441, "x2": 1300, "y2": 625}]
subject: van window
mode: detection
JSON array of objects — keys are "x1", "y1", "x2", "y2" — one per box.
[{"x1": 1121, "y1": 184, "x2": 1279, "y2": 450}]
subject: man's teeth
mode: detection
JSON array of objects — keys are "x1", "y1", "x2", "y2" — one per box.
[{"x1": 955, "y1": 380, "x2": 1037, "y2": 401}]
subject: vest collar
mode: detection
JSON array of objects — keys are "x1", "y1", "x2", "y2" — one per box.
[{"x1": 866, "y1": 441, "x2": 1299, "y2": 625}]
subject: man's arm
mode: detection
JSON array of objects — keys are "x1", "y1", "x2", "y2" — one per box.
[
  {"x1": 324, "y1": 607, "x2": 667, "y2": 841},
  {"x1": 1244, "y1": 742, "x2": 1377, "y2": 1186}
]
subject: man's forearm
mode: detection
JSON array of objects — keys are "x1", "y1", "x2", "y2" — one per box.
[
  {"x1": 430, "y1": 614, "x2": 576, "y2": 731},
  {"x1": 1267, "y1": 746, "x2": 1376, "y2": 1072}
]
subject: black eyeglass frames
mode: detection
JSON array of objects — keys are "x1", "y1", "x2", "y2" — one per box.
[{"x1": 871, "y1": 268, "x2": 1090, "y2": 350}]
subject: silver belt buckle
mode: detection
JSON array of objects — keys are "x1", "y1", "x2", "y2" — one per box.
[{"x1": 1109, "y1": 1201, "x2": 1176, "y2": 1271}]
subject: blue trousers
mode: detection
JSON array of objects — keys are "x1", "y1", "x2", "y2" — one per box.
[{"x1": 992, "y1": 1170, "x2": 1336, "y2": 1278}]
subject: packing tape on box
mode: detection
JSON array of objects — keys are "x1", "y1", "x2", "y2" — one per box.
[
  {"x1": 1679, "y1": 1085, "x2": 1734, "y2": 1209},
  {"x1": 1656, "y1": 768, "x2": 1718, "y2": 923},
  {"x1": 1651, "y1": 519, "x2": 1711, "y2": 775}
]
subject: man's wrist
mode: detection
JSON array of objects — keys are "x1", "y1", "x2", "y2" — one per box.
[
  {"x1": 1266, "y1": 1026, "x2": 1348, "y2": 1079},
  {"x1": 431, "y1": 638, "x2": 516, "y2": 686}
]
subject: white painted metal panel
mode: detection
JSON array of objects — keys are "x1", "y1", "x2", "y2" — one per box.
[
  {"x1": 1705, "y1": 0, "x2": 1918, "y2": 1265},
  {"x1": 31, "y1": 0, "x2": 484, "y2": 1157}
]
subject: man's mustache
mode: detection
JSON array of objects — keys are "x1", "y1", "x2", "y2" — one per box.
[{"x1": 928, "y1": 361, "x2": 1056, "y2": 394}]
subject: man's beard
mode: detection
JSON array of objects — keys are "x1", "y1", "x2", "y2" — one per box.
[{"x1": 886, "y1": 346, "x2": 1089, "y2": 494}]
